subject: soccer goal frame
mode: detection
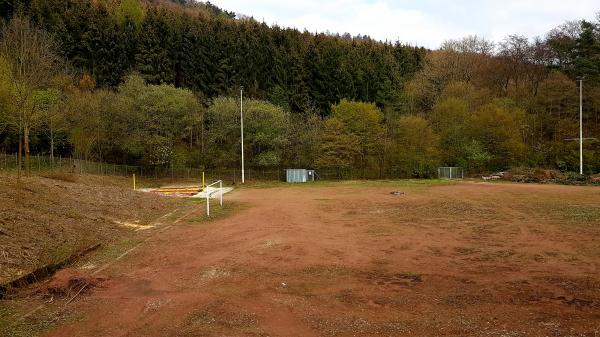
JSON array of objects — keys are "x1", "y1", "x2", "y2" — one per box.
[
  {"x1": 438, "y1": 167, "x2": 464, "y2": 180},
  {"x1": 205, "y1": 180, "x2": 223, "y2": 216}
]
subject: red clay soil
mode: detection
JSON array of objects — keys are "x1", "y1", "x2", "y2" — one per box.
[
  {"x1": 43, "y1": 269, "x2": 105, "y2": 300},
  {"x1": 44, "y1": 182, "x2": 600, "y2": 337}
]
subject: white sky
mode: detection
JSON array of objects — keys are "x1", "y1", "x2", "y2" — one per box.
[{"x1": 209, "y1": 0, "x2": 598, "y2": 48}]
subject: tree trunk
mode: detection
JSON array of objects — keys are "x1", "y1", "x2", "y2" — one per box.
[
  {"x1": 17, "y1": 128, "x2": 22, "y2": 180},
  {"x1": 50, "y1": 119, "x2": 54, "y2": 168},
  {"x1": 24, "y1": 126, "x2": 31, "y2": 176}
]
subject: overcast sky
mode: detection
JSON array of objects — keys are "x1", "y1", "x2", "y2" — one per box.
[{"x1": 209, "y1": 0, "x2": 598, "y2": 48}]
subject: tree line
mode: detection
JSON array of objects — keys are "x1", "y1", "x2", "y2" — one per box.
[{"x1": 0, "y1": 0, "x2": 599, "y2": 178}]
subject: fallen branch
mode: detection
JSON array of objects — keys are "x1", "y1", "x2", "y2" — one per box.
[{"x1": 66, "y1": 282, "x2": 89, "y2": 305}]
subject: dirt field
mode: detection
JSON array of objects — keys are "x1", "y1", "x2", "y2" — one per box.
[{"x1": 4, "y1": 180, "x2": 600, "y2": 336}]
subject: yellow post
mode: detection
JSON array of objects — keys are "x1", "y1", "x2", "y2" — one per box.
[
  {"x1": 133, "y1": 174, "x2": 136, "y2": 191},
  {"x1": 202, "y1": 172, "x2": 205, "y2": 189}
]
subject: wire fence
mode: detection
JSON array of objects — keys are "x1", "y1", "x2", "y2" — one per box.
[
  {"x1": 0, "y1": 153, "x2": 285, "y2": 182},
  {"x1": 0, "y1": 153, "x2": 436, "y2": 182}
]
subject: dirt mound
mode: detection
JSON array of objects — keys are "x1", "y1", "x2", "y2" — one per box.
[{"x1": 43, "y1": 269, "x2": 104, "y2": 299}]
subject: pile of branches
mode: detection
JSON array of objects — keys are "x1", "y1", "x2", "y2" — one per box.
[{"x1": 484, "y1": 168, "x2": 600, "y2": 186}]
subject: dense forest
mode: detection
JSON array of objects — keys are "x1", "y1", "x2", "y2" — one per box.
[{"x1": 0, "y1": 0, "x2": 599, "y2": 177}]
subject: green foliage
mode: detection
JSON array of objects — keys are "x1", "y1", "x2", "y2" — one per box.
[
  {"x1": 110, "y1": 74, "x2": 201, "y2": 165},
  {"x1": 15, "y1": 0, "x2": 423, "y2": 113},
  {"x1": 317, "y1": 100, "x2": 384, "y2": 171},
  {"x1": 428, "y1": 86, "x2": 529, "y2": 171},
  {"x1": 0, "y1": 55, "x2": 14, "y2": 130},
  {"x1": 32, "y1": 88, "x2": 61, "y2": 112},
  {"x1": 284, "y1": 112, "x2": 322, "y2": 168},
  {"x1": 574, "y1": 21, "x2": 600, "y2": 83},
  {"x1": 114, "y1": 0, "x2": 145, "y2": 28},
  {"x1": 206, "y1": 96, "x2": 289, "y2": 168},
  {"x1": 460, "y1": 140, "x2": 492, "y2": 172},
  {"x1": 389, "y1": 115, "x2": 440, "y2": 178},
  {"x1": 65, "y1": 89, "x2": 109, "y2": 160},
  {"x1": 315, "y1": 117, "x2": 359, "y2": 169},
  {"x1": 468, "y1": 99, "x2": 527, "y2": 169},
  {"x1": 1, "y1": 1, "x2": 600, "y2": 177}
]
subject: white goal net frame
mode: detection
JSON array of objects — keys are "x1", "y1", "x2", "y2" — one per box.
[
  {"x1": 204, "y1": 180, "x2": 223, "y2": 216},
  {"x1": 438, "y1": 167, "x2": 464, "y2": 180}
]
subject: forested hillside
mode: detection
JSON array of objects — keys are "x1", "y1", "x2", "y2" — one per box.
[
  {"x1": 0, "y1": 0, "x2": 599, "y2": 177},
  {"x1": 2, "y1": 0, "x2": 422, "y2": 111}
]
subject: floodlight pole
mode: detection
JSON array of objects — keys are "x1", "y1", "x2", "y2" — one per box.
[
  {"x1": 578, "y1": 78, "x2": 583, "y2": 175},
  {"x1": 240, "y1": 86, "x2": 245, "y2": 184}
]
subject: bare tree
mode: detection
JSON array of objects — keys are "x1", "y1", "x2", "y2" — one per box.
[
  {"x1": 33, "y1": 88, "x2": 63, "y2": 166},
  {"x1": 0, "y1": 16, "x2": 60, "y2": 177},
  {"x1": 441, "y1": 35, "x2": 495, "y2": 56}
]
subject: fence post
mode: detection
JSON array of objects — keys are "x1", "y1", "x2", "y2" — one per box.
[
  {"x1": 206, "y1": 191, "x2": 210, "y2": 217},
  {"x1": 219, "y1": 180, "x2": 223, "y2": 207}
]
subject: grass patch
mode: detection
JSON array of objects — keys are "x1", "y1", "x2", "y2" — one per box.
[
  {"x1": 39, "y1": 244, "x2": 77, "y2": 266},
  {"x1": 305, "y1": 315, "x2": 409, "y2": 336},
  {"x1": 521, "y1": 200, "x2": 600, "y2": 225},
  {"x1": 75, "y1": 238, "x2": 143, "y2": 269},
  {"x1": 188, "y1": 200, "x2": 244, "y2": 224},
  {"x1": 163, "y1": 303, "x2": 265, "y2": 337},
  {"x1": 39, "y1": 172, "x2": 78, "y2": 183},
  {"x1": 237, "y1": 179, "x2": 457, "y2": 190},
  {"x1": 0, "y1": 301, "x2": 81, "y2": 337}
]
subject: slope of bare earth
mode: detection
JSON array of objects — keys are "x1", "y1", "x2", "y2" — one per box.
[{"x1": 0, "y1": 173, "x2": 186, "y2": 285}]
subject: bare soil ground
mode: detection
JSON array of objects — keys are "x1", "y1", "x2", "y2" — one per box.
[
  {"x1": 0, "y1": 173, "x2": 187, "y2": 285},
  {"x1": 4, "y1": 180, "x2": 600, "y2": 336}
]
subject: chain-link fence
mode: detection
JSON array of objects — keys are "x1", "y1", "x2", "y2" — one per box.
[
  {"x1": 1, "y1": 153, "x2": 442, "y2": 181},
  {"x1": 0, "y1": 153, "x2": 285, "y2": 182},
  {"x1": 438, "y1": 167, "x2": 464, "y2": 179}
]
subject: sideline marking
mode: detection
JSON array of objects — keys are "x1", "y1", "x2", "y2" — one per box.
[{"x1": 92, "y1": 207, "x2": 196, "y2": 275}]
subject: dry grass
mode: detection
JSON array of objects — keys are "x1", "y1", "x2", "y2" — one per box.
[
  {"x1": 39, "y1": 172, "x2": 79, "y2": 183},
  {"x1": 0, "y1": 174, "x2": 185, "y2": 285}
]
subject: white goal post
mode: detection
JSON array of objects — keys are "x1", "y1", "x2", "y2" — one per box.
[
  {"x1": 205, "y1": 180, "x2": 223, "y2": 216},
  {"x1": 438, "y1": 167, "x2": 464, "y2": 179}
]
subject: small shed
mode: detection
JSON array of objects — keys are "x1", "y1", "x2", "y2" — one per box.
[{"x1": 285, "y1": 169, "x2": 316, "y2": 183}]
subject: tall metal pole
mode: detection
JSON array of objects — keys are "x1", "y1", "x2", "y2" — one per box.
[
  {"x1": 579, "y1": 79, "x2": 583, "y2": 175},
  {"x1": 240, "y1": 86, "x2": 245, "y2": 184}
]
